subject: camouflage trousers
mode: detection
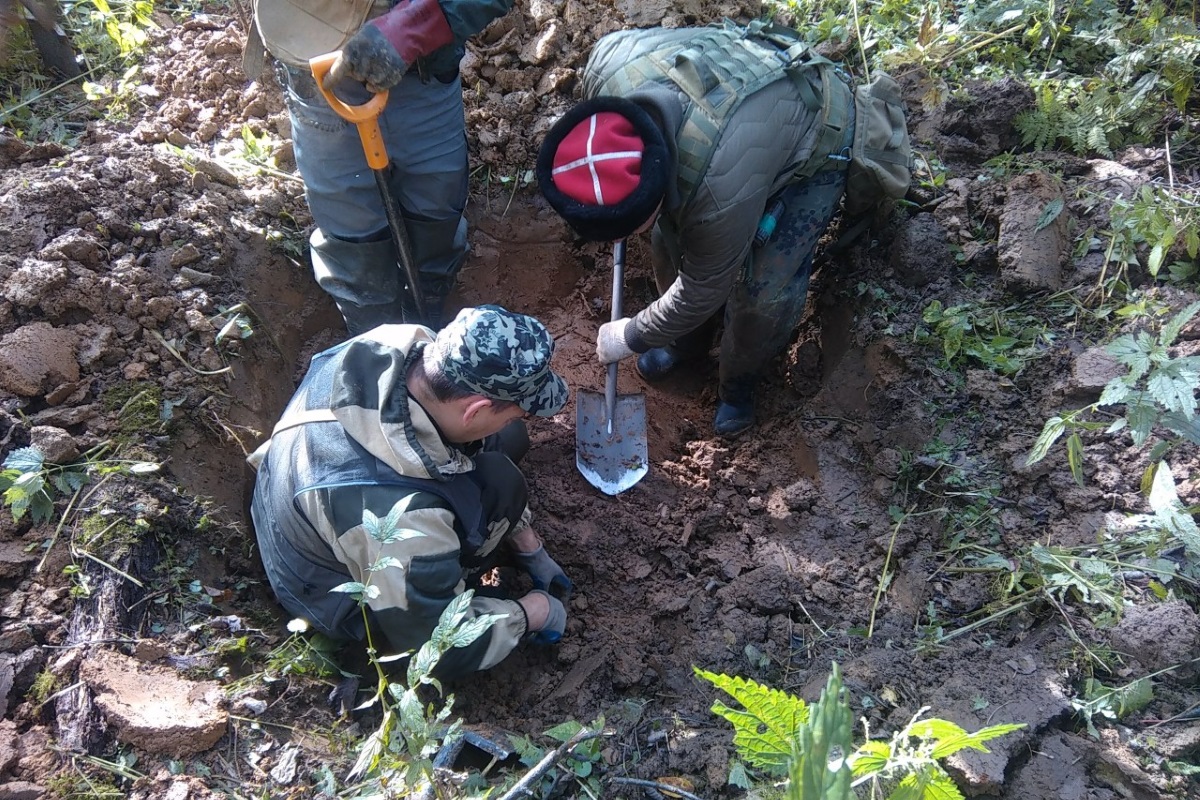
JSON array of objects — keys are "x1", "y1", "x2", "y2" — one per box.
[{"x1": 719, "y1": 165, "x2": 848, "y2": 394}]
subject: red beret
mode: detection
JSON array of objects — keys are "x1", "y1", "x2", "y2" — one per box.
[{"x1": 537, "y1": 97, "x2": 670, "y2": 242}]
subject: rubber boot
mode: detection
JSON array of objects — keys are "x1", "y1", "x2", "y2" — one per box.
[
  {"x1": 413, "y1": 279, "x2": 452, "y2": 331},
  {"x1": 404, "y1": 214, "x2": 469, "y2": 331},
  {"x1": 636, "y1": 318, "x2": 718, "y2": 382},
  {"x1": 310, "y1": 231, "x2": 408, "y2": 336},
  {"x1": 636, "y1": 345, "x2": 689, "y2": 381},
  {"x1": 714, "y1": 377, "x2": 757, "y2": 437}
]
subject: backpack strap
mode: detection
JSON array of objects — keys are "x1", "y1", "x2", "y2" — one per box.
[
  {"x1": 788, "y1": 64, "x2": 854, "y2": 183},
  {"x1": 739, "y1": 21, "x2": 856, "y2": 184}
]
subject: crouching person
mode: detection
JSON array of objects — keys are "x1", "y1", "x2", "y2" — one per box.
[{"x1": 248, "y1": 305, "x2": 572, "y2": 682}]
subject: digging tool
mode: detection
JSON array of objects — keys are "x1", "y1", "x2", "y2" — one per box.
[
  {"x1": 576, "y1": 240, "x2": 648, "y2": 495},
  {"x1": 309, "y1": 52, "x2": 427, "y2": 324}
]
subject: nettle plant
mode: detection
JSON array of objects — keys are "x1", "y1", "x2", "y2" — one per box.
[
  {"x1": 1028, "y1": 300, "x2": 1200, "y2": 487},
  {"x1": 326, "y1": 505, "x2": 507, "y2": 797},
  {"x1": 0, "y1": 445, "x2": 158, "y2": 523},
  {"x1": 917, "y1": 300, "x2": 1054, "y2": 376},
  {"x1": 695, "y1": 664, "x2": 1023, "y2": 800}
]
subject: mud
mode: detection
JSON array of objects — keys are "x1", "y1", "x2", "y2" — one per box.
[{"x1": 0, "y1": 1, "x2": 1198, "y2": 798}]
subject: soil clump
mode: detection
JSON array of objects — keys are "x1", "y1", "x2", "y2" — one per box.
[{"x1": 0, "y1": 1, "x2": 1197, "y2": 798}]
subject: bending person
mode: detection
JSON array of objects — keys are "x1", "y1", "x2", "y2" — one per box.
[{"x1": 537, "y1": 22, "x2": 859, "y2": 436}]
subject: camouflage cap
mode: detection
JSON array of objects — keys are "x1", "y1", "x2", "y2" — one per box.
[{"x1": 428, "y1": 306, "x2": 568, "y2": 417}]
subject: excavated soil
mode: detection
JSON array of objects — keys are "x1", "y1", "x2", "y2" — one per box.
[{"x1": 0, "y1": 1, "x2": 1199, "y2": 798}]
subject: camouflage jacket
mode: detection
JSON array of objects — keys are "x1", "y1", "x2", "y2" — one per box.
[
  {"x1": 581, "y1": 27, "x2": 834, "y2": 348},
  {"x1": 249, "y1": 325, "x2": 531, "y2": 676}
]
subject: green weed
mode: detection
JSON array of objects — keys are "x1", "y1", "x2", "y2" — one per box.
[
  {"x1": 1073, "y1": 674, "x2": 1154, "y2": 738},
  {"x1": 695, "y1": 663, "x2": 1025, "y2": 799},
  {"x1": 917, "y1": 299, "x2": 1054, "y2": 376},
  {"x1": 0, "y1": 447, "x2": 89, "y2": 524},
  {"x1": 1028, "y1": 300, "x2": 1200, "y2": 486}
]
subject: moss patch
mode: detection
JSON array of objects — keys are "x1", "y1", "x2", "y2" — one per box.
[
  {"x1": 100, "y1": 381, "x2": 165, "y2": 450},
  {"x1": 77, "y1": 512, "x2": 142, "y2": 559}
]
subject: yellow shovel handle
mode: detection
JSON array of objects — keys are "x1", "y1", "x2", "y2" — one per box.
[{"x1": 309, "y1": 52, "x2": 390, "y2": 170}]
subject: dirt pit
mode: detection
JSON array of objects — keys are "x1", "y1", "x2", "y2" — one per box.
[{"x1": 0, "y1": 2, "x2": 1198, "y2": 799}]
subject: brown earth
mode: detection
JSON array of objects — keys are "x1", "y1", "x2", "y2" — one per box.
[{"x1": 0, "y1": 1, "x2": 1199, "y2": 798}]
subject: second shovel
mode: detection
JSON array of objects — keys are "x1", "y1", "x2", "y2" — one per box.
[{"x1": 309, "y1": 52, "x2": 427, "y2": 324}]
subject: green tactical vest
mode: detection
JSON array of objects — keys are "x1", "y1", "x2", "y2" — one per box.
[{"x1": 582, "y1": 20, "x2": 853, "y2": 207}]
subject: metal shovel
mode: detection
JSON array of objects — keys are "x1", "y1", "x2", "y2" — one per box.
[
  {"x1": 309, "y1": 52, "x2": 427, "y2": 323},
  {"x1": 576, "y1": 241, "x2": 648, "y2": 495}
]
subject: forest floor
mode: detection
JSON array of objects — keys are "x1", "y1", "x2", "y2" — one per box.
[{"x1": 0, "y1": 1, "x2": 1198, "y2": 798}]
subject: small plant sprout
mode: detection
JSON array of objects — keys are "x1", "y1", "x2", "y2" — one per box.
[
  {"x1": 212, "y1": 303, "x2": 255, "y2": 346},
  {"x1": 329, "y1": 502, "x2": 507, "y2": 797}
]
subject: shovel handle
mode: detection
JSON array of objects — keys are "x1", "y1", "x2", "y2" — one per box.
[
  {"x1": 310, "y1": 52, "x2": 390, "y2": 170},
  {"x1": 610, "y1": 240, "x2": 625, "y2": 320},
  {"x1": 605, "y1": 240, "x2": 626, "y2": 434}
]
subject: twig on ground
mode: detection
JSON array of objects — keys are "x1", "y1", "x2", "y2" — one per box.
[
  {"x1": 496, "y1": 728, "x2": 603, "y2": 800},
  {"x1": 34, "y1": 486, "x2": 82, "y2": 574},
  {"x1": 610, "y1": 777, "x2": 706, "y2": 800},
  {"x1": 868, "y1": 506, "x2": 911, "y2": 638}
]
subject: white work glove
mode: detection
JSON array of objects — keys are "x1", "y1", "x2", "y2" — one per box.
[{"x1": 597, "y1": 318, "x2": 635, "y2": 364}]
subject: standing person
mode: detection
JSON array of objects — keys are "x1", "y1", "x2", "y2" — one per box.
[
  {"x1": 536, "y1": 22, "x2": 865, "y2": 437},
  {"x1": 248, "y1": 305, "x2": 572, "y2": 680},
  {"x1": 247, "y1": 0, "x2": 515, "y2": 332}
]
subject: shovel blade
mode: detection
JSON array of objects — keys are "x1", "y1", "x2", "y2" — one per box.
[{"x1": 575, "y1": 388, "x2": 648, "y2": 495}]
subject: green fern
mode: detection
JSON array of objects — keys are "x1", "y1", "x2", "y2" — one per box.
[{"x1": 697, "y1": 665, "x2": 1024, "y2": 799}]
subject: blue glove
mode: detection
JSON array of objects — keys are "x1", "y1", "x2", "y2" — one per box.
[
  {"x1": 527, "y1": 590, "x2": 567, "y2": 645},
  {"x1": 514, "y1": 544, "x2": 573, "y2": 597}
]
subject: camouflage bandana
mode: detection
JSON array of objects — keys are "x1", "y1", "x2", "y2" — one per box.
[{"x1": 428, "y1": 305, "x2": 569, "y2": 417}]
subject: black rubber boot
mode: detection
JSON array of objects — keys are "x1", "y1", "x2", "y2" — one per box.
[
  {"x1": 636, "y1": 345, "x2": 688, "y2": 381},
  {"x1": 635, "y1": 319, "x2": 718, "y2": 382},
  {"x1": 714, "y1": 378, "x2": 757, "y2": 437},
  {"x1": 410, "y1": 279, "x2": 453, "y2": 330}
]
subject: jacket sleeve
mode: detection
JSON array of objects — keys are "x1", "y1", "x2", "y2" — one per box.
[
  {"x1": 624, "y1": 83, "x2": 818, "y2": 350},
  {"x1": 625, "y1": 197, "x2": 762, "y2": 350},
  {"x1": 308, "y1": 484, "x2": 529, "y2": 679},
  {"x1": 438, "y1": 0, "x2": 514, "y2": 45}
]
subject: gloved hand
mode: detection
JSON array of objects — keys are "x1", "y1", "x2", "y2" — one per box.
[
  {"x1": 327, "y1": 674, "x2": 361, "y2": 717},
  {"x1": 525, "y1": 590, "x2": 567, "y2": 645},
  {"x1": 514, "y1": 544, "x2": 573, "y2": 597},
  {"x1": 597, "y1": 318, "x2": 635, "y2": 364},
  {"x1": 329, "y1": 0, "x2": 454, "y2": 92}
]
